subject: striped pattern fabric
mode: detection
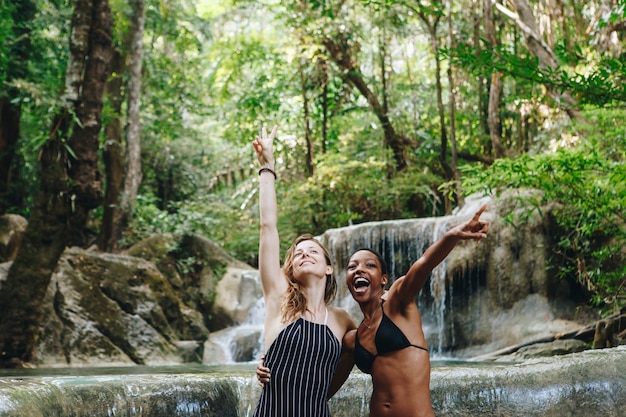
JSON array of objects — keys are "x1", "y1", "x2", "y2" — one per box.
[{"x1": 253, "y1": 317, "x2": 340, "y2": 417}]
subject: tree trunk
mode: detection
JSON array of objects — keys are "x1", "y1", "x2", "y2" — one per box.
[
  {"x1": 320, "y1": 58, "x2": 329, "y2": 154},
  {"x1": 417, "y1": 11, "x2": 454, "y2": 212},
  {"x1": 66, "y1": 0, "x2": 114, "y2": 245},
  {"x1": 119, "y1": 0, "x2": 145, "y2": 229},
  {"x1": 0, "y1": 136, "x2": 72, "y2": 367},
  {"x1": 472, "y1": 6, "x2": 489, "y2": 137},
  {"x1": 497, "y1": 0, "x2": 579, "y2": 117},
  {"x1": 323, "y1": 37, "x2": 410, "y2": 172},
  {"x1": 0, "y1": 98, "x2": 21, "y2": 214},
  {"x1": 299, "y1": 56, "x2": 314, "y2": 176},
  {"x1": 402, "y1": 43, "x2": 420, "y2": 141},
  {"x1": 99, "y1": 0, "x2": 145, "y2": 251},
  {"x1": 484, "y1": 0, "x2": 506, "y2": 158},
  {"x1": 99, "y1": 49, "x2": 126, "y2": 252},
  {"x1": 446, "y1": 0, "x2": 463, "y2": 207},
  {"x1": 0, "y1": 0, "x2": 112, "y2": 368}
]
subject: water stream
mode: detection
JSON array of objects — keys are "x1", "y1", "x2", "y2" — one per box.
[{"x1": 1, "y1": 346, "x2": 624, "y2": 416}]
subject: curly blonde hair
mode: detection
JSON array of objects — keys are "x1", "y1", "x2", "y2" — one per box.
[{"x1": 280, "y1": 234, "x2": 337, "y2": 323}]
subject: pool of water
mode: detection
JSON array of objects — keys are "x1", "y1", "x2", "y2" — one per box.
[{"x1": 0, "y1": 348, "x2": 624, "y2": 417}]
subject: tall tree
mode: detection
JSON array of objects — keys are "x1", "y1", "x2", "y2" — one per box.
[
  {"x1": 323, "y1": 35, "x2": 411, "y2": 172},
  {"x1": 99, "y1": 0, "x2": 145, "y2": 251},
  {"x1": 446, "y1": 0, "x2": 463, "y2": 206},
  {"x1": 99, "y1": 49, "x2": 126, "y2": 251},
  {"x1": 496, "y1": 0, "x2": 579, "y2": 117},
  {"x1": 298, "y1": 54, "x2": 315, "y2": 176},
  {"x1": 410, "y1": 2, "x2": 456, "y2": 211},
  {"x1": 120, "y1": 0, "x2": 145, "y2": 235},
  {"x1": 0, "y1": 0, "x2": 112, "y2": 368},
  {"x1": 484, "y1": 0, "x2": 506, "y2": 158}
]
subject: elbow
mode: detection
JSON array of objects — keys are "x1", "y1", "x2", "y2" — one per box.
[{"x1": 259, "y1": 219, "x2": 277, "y2": 231}]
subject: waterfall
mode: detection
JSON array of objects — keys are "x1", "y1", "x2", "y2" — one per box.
[
  {"x1": 207, "y1": 297, "x2": 265, "y2": 364},
  {"x1": 318, "y1": 195, "x2": 491, "y2": 357},
  {"x1": 217, "y1": 193, "x2": 579, "y2": 361}
]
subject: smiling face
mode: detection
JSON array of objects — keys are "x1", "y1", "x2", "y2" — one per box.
[
  {"x1": 292, "y1": 239, "x2": 333, "y2": 279},
  {"x1": 282, "y1": 235, "x2": 337, "y2": 305},
  {"x1": 346, "y1": 249, "x2": 388, "y2": 302}
]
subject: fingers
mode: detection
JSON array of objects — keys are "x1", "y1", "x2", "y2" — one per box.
[
  {"x1": 253, "y1": 125, "x2": 278, "y2": 155},
  {"x1": 252, "y1": 139, "x2": 262, "y2": 153},
  {"x1": 472, "y1": 203, "x2": 487, "y2": 220},
  {"x1": 470, "y1": 221, "x2": 489, "y2": 241},
  {"x1": 470, "y1": 204, "x2": 489, "y2": 240},
  {"x1": 260, "y1": 125, "x2": 278, "y2": 141},
  {"x1": 256, "y1": 354, "x2": 269, "y2": 387},
  {"x1": 269, "y1": 125, "x2": 278, "y2": 139},
  {"x1": 256, "y1": 370, "x2": 270, "y2": 387}
]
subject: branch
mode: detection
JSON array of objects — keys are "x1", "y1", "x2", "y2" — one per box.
[{"x1": 490, "y1": 0, "x2": 559, "y2": 66}]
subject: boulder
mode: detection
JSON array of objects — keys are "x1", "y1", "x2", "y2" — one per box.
[
  {"x1": 0, "y1": 231, "x2": 264, "y2": 366},
  {"x1": 0, "y1": 214, "x2": 27, "y2": 262}
]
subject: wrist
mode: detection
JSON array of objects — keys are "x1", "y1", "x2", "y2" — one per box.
[
  {"x1": 258, "y1": 166, "x2": 277, "y2": 180},
  {"x1": 260, "y1": 162, "x2": 274, "y2": 171}
]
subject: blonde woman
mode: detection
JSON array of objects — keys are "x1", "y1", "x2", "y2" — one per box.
[{"x1": 252, "y1": 125, "x2": 355, "y2": 417}]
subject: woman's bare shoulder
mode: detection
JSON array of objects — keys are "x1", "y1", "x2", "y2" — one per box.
[{"x1": 329, "y1": 306, "x2": 357, "y2": 330}]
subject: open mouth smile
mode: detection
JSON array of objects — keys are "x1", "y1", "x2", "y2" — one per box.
[{"x1": 353, "y1": 277, "x2": 370, "y2": 293}]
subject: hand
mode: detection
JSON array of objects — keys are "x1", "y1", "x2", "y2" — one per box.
[
  {"x1": 256, "y1": 354, "x2": 271, "y2": 387},
  {"x1": 252, "y1": 125, "x2": 278, "y2": 169},
  {"x1": 451, "y1": 203, "x2": 489, "y2": 241}
]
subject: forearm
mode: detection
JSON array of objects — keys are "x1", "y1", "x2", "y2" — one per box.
[
  {"x1": 400, "y1": 231, "x2": 460, "y2": 296},
  {"x1": 327, "y1": 350, "x2": 354, "y2": 399},
  {"x1": 257, "y1": 166, "x2": 283, "y2": 297},
  {"x1": 402, "y1": 205, "x2": 488, "y2": 295},
  {"x1": 416, "y1": 230, "x2": 460, "y2": 271},
  {"x1": 259, "y1": 170, "x2": 278, "y2": 230}
]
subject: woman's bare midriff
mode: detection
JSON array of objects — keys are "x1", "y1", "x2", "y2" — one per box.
[{"x1": 368, "y1": 348, "x2": 435, "y2": 417}]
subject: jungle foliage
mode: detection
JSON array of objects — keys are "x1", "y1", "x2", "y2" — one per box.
[
  {"x1": 463, "y1": 108, "x2": 626, "y2": 309},
  {"x1": 1, "y1": 0, "x2": 625, "y2": 311}
]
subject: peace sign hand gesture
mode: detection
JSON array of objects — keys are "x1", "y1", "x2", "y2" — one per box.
[{"x1": 252, "y1": 125, "x2": 278, "y2": 169}]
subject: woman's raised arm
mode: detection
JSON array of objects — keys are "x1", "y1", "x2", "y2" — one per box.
[
  {"x1": 253, "y1": 125, "x2": 286, "y2": 316},
  {"x1": 392, "y1": 204, "x2": 489, "y2": 305}
]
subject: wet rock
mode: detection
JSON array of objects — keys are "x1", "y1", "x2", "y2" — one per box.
[
  {"x1": 0, "y1": 214, "x2": 27, "y2": 262},
  {"x1": 514, "y1": 339, "x2": 589, "y2": 358}
]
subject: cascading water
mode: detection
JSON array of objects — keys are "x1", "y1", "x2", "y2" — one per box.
[
  {"x1": 207, "y1": 297, "x2": 265, "y2": 363},
  {"x1": 210, "y1": 211, "x2": 459, "y2": 361},
  {"x1": 2, "y1": 344, "x2": 624, "y2": 416},
  {"x1": 429, "y1": 216, "x2": 452, "y2": 355},
  {"x1": 318, "y1": 196, "x2": 491, "y2": 357},
  {"x1": 212, "y1": 193, "x2": 587, "y2": 361}
]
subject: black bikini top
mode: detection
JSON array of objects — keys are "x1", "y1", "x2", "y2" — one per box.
[{"x1": 354, "y1": 303, "x2": 428, "y2": 374}]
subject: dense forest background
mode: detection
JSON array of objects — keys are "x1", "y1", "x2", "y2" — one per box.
[{"x1": 0, "y1": 0, "x2": 624, "y2": 367}]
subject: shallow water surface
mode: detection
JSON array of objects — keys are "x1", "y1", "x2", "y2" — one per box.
[{"x1": 0, "y1": 348, "x2": 624, "y2": 417}]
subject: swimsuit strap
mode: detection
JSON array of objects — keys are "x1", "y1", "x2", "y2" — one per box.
[{"x1": 299, "y1": 307, "x2": 329, "y2": 325}]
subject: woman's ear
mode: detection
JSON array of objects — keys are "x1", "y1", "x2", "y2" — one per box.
[
  {"x1": 326, "y1": 264, "x2": 334, "y2": 277},
  {"x1": 381, "y1": 274, "x2": 389, "y2": 288}
]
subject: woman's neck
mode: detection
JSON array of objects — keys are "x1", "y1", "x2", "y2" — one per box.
[
  {"x1": 303, "y1": 304, "x2": 327, "y2": 322},
  {"x1": 361, "y1": 296, "x2": 383, "y2": 323},
  {"x1": 300, "y1": 277, "x2": 327, "y2": 307}
]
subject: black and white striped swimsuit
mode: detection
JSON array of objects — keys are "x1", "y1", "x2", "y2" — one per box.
[{"x1": 253, "y1": 308, "x2": 340, "y2": 417}]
